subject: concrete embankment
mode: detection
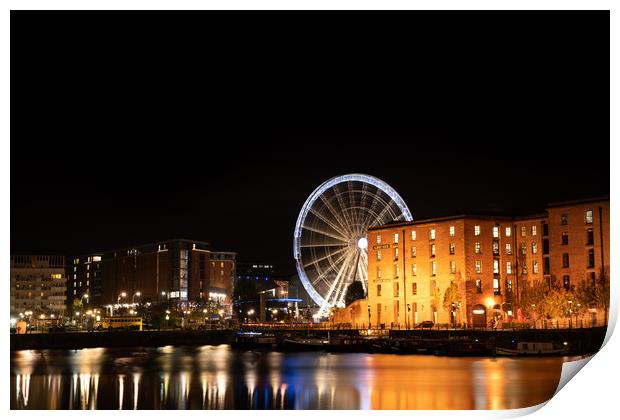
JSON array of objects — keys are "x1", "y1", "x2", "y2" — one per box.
[{"x1": 10, "y1": 330, "x2": 236, "y2": 351}]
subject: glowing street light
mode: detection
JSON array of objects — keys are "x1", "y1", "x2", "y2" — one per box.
[{"x1": 133, "y1": 291, "x2": 141, "y2": 304}]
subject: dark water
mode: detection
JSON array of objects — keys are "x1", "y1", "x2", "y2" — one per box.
[{"x1": 10, "y1": 345, "x2": 577, "y2": 410}]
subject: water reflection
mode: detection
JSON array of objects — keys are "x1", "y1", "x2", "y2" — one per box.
[{"x1": 10, "y1": 345, "x2": 575, "y2": 410}]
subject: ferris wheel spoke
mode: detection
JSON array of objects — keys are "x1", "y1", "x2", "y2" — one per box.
[
  {"x1": 302, "y1": 224, "x2": 349, "y2": 243},
  {"x1": 319, "y1": 250, "x2": 355, "y2": 314},
  {"x1": 318, "y1": 193, "x2": 354, "y2": 238},
  {"x1": 310, "y1": 249, "x2": 350, "y2": 286},
  {"x1": 363, "y1": 187, "x2": 385, "y2": 227},
  {"x1": 303, "y1": 246, "x2": 349, "y2": 269},
  {"x1": 334, "y1": 249, "x2": 360, "y2": 307},
  {"x1": 308, "y1": 206, "x2": 352, "y2": 240},
  {"x1": 332, "y1": 184, "x2": 355, "y2": 233}
]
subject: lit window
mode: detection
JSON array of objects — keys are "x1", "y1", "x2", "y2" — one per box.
[
  {"x1": 412, "y1": 264, "x2": 417, "y2": 276},
  {"x1": 376, "y1": 250, "x2": 381, "y2": 261},
  {"x1": 73, "y1": 282, "x2": 76, "y2": 287},
  {"x1": 561, "y1": 214, "x2": 568, "y2": 225},
  {"x1": 521, "y1": 242, "x2": 527, "y2": 255},
  {"x1": 429, "y1": 229, "x2": 436, "y2": 240},
  {"x1": 73, "y1": 274, "x2": 77, "y2": 280},
  {"x1": 532, "y1": 242, "x2": 538, "y2": 254},
  {"x1": 493, "y1": 259, "x2": 500, "y2": 274},
  {"x1": 505, "y1": 227, "x2": 511, "y2": 237},
  {"x1": 394, "y1": 233, "x2": 399, "y2": 243},
  {"x1": 522, "y1": 261, "x2": 528, "y2": 274},
  {"x1": 475, "y1": 242, "x2": 481, "y2": 254},
  {"x1": 220, "y1": 262, "x2": 224, "y2": 268},
  {"x1": 394, "y1": 263, "x2": 400, "y2": 278},
  {"x1": 411, "y1": 231, "x2": 416, "y2": 241},
  {"x1": 431, "y1": 261, "x2": 436, "y2": 276},
  {"x1": 562, "y1": 232, "x2": 569, "y2": 245},
  {"x1": 506, "y1": 262, "x2": 512, "y2": 274},
  {"x1": 492, "y1": 241, "x2": 499, "y2": 255},
  {"x1": 475, "y1": 260, "x2": 481, "y2": 273},
  {"x1": 394, "y1": 247, "x2": 399, "y2": 260},
  {"x1": 493, "y1": 278, "x2": 501, "y2": 295},
  {"x1": 532, "y1": 260, "x2": 539, "y2": 274},
  {"x1": 521, "y1": 226, "x2": 526, "y2": 237},
  {"x1": 377, "y1": 267, "x2": 382, "y2": 278},
  {"x1": 377, "y1": 235, "x2": 382, "y2": 244},
  {"x1": 474, "y1": 225, "x2": 481, "y2": 236},
  {"x1": 492, "y1": 226, "x2": 499, "y2": 238},
  {"x1": 86, "y1": 272, "x2": 90, "y2": 278},
  {"x1": 531, "y1": 225, "x2": 537, "y2": 236},
  {"x1": 450, "y1": 261, "x2": 456, "y2": 274},
  {"x1": 585, "y1": 209, "x2": 593, "y2": 224},
  {"x1": 475, "y1": 279, "x2": 482, "y2": 294},
  {"x1": 449, "y1": 242, "x2": 455, "y2": 254},
  {"x1": 51, "y1": 274, "x2": 62, "y2": 279},
  {"x1": 412, "y1": 282, "x2": 417, "y2": 295},
  {"x1": 377, "y1": 284, "x2": 382, "y2": 297},
  {"x1": 73, "y1": 266, "x2": 77, "y2": 272},
  {"x1": 449, "y1": 226, "x2": 455, "y2": 237},
  {"x1": 506, "y1": 279, "x2": 513, "y2": 293},
  {"x1": 430, "y1": 244, "x2": 436, "y2": 257},
  {"x1": 411, "y1": 246, "x2": 416, "y2": 257},
  {"x1": 93, "y1": 256, "x2": 101, "y2": 262},
  {"x1": 506, "y1": 243, "x2": 512, "y2": 255},
  {"x1": 220, "y1": 270, "x2": 224, "y2": 276}
]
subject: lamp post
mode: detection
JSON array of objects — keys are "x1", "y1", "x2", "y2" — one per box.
[
  {"x1": 118, "y1": 291, "x2": 127, "y2": 304},
  {"x1": 133, "y1": 291, "x2": 141, "y2": 304}
]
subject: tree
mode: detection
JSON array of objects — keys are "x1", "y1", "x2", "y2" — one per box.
[
  {"x1": 344, "y1": 281, "x2": 366, "y2": 307},
  {"x1": 595, "y1": 268, "x2": 610, "y2": 325},
  {"x1": 71, "y1": 298, "x2": 83, "y2": 319},
  {"x1": 442, "y1": 282, "x2": 461, "y2": 326}
]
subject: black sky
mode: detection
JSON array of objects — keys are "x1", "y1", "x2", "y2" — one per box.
[{"x1": 11, "y1": 11, "x2": 610, "y2": 274}]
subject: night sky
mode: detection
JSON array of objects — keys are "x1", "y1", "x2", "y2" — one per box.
[{"x1": 11, "y1": 11, "x2": 609, "y2": 275}]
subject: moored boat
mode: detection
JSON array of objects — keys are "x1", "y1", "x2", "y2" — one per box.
[{"x1": 495, "y1": 341, "x2": 569, "y2": 356}]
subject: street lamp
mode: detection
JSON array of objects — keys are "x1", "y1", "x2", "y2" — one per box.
[
  {"x1": 117, "y1": 292, "x2": 127, "y2": 304},
  {"x1": 133, "y1": 291, "x2": 141, "y2": 304}
]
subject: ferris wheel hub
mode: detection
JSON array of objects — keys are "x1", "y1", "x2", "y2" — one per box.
[{"x1": 357, "y1": 237, "x2": 368, "y2": 250}]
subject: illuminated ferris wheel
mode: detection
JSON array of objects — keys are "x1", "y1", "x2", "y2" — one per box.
[{"x1": 293, "y1": 174, "x2": 413, "y2": 315}]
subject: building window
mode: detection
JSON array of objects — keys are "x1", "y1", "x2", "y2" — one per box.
[
  {"x1": 562, "y1": 253, "x2": 570, "y2": 268},
  {"x1": 563, "y1": 275, "x2": 571, "y2": 291},
  {"x1": 51, "y1": 273, "x2": 62, "y2": 279},
  {"x1": 561, "y1": 214, "x2": 568, "y2": 225},
  {"x1": 532, "y1": 242, "x2": 538, "y2": 254},
  {"x1": 430, "y1": 244, "x2": 436, "y2": 257},
  {"x1": 377, "y1": 285, "x2": 382, "y2": 297},
  {"x1": 429, "y1": 229, "x2": 436, "y2": 240},
  {"x1": 543, "y1": 257, "x2": 550, "y2": 275},
  {"x1": 474, "y1": 225, "x2": 481, "y2": 236},
  {"x1": 377, "y1": 267, "x2": 382, "y2": 278},
  {"x1": 377, "y1": 235, "x2": 381, "y2": 244},
  {"x1": 431, "y1": 261, "x2": 436, "y2": 276},
  {"x1": 475, "y1": 279, "x2": 482, "y2": 294},
  {"x1": 475, "y1": 242, "x2": 481, "y2": 254},
  {"x1": 412, "y1": 282, "x2": 417, "y2": 295},
  {"x1": 93, "y1": 256, "x2": 101, "y2": 262},
  {"x1": 586, "y1": 228, "x2": 594, "y2": 245},
  {"x1": 506, "y1": 279, "x2": 513, "y2": 293},
  {"x1": 492, "y1": 226, "x2": 499, "y2": 238},
  {"x1": 521, "y1": 226, "x2": 526, "y2": 237},
  {"x1": 394, "y1": 233, "x2": 399, "y2": 243},
  {"x1": 394, "y1": 282, "x2": 399, "y2": 297},
  {"x1": 411, "y1": 246, "x2": 416, "y2": 258},
  {"x1": 412, "y1": 263, "x2": 417, "y2": 276},
  {"x1": 505, "y1": 227, "x2": 512, "y2": 237},
  {"x1": 449, "y1": 242, "x2": 455, "y2": 255},
  {"x1": 522, "y1": 261, "x2": 528, "y2": 274},
  {"x1": 506, "y1": 243, "x2": 512, "y2": 255},
  {"x1": 561, "y1": 232, "x2": 569, "y2": 245},
  {"x1": 394, "y1": 263, "x2": 400, "y2": 278},
  {"x1": 475, "y1": 260, "x2": 481, "y2": 274},
  {"x1": 411, "y1": 231, "x2": 416, "y2": 241},
  {"x1": 506, "y1": 262, "x2": 512, "y2": 274},
  {"x1": 493, "y1": 259, "x2": 500, "y2": 274},
  {"x1": 589, "y1": 271, "x2": 596, "y2": 286},
  {"x1": 585, "y1": 209, "x2": 593, "y2": 224},
  {"x1": 543, "y1": 238, "x2": 549, "y2": 254},
  {"x1": 492, "y1": 240, "x2": 499, "y2": 255},
  {"x1": 449, "y1": 226, "x2": 455, "y2": 237},
  {"x1": 531, "y1": 225, "x2": 537, "y2": 236},
  {"x1": 376, "y1": 250, "x2": 381, "y2": 261},
  {"x1": 394, "y1": 247, "x2": 399, "y2": 261},
  {"x1": 543, "y1": 223, "x2": 549, "y2": 236},
  {"x1": 450, "y1": 261, "x2": 456, "y2": 274},
  {"x1": 493, "y1": 278, "x2": 501, "y2": 295},
  {"x1": 587, "y1": 249, "x2": 595, "y2": 268},
  {"x1": 520, "y1": 242, "x2": 526, "y2": 255},
  {"x1": 532, "y1": 260, "x2": 538, "y2": 274}
]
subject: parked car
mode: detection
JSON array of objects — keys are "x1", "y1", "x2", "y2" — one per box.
[{"x1": 415, "y1": 321, "x2": 435, "y2": 329}]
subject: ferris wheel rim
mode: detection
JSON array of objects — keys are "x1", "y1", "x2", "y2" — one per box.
[{"x1": 293, "y1": 173, "x2": 413, "y2": 308}]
